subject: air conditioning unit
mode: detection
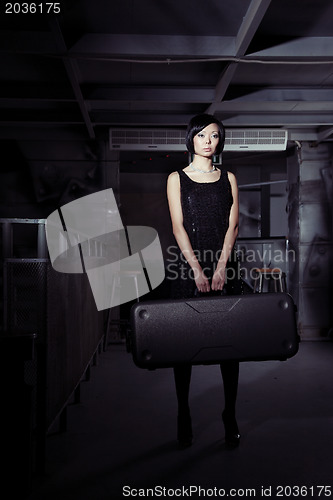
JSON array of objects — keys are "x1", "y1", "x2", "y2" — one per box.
[
  {"x1": 224, "y1": 129, "x2": 288, "y2": 151},
  {"x1": 109, "y1": 128, "x2": 288, "y2": 152},
  {"x1": 109, "y1": 128, "x2": 186, "y2": 151}
]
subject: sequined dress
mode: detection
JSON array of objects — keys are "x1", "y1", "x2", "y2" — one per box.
[{"x1": 168, "y1": 168, "x2": 243, "y2": 299}]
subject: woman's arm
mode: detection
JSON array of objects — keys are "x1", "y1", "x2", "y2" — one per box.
[
  {"x1": 167, "y1": 171, "x2": 211, "y2": 292},
  {"x1": 211, "y1": 171, "x2": 239, "y2": 291}
]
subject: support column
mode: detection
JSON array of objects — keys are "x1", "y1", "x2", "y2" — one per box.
[
  {"x1": 288, "y1": 142, "x2": 333, "y2": 340},
  {"x1": 103, "y1": 148, "x2": 122, "y2": 343}
]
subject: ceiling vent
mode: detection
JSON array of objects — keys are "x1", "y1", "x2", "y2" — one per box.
[
  {"x1": 110, "y1": 128, "x2": 186, "y2": 151},
  {"x1": 109, "y1": 128, "x2": 288, "y2": 151},
  {"x1": 224, "y1": 129, "x2": 288, "y2": 151}
]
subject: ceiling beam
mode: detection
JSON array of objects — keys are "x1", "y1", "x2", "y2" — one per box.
[
  {"x1": 0, "y1": 124, "x2": 91, "y2": 140},
  {"x1": 316, "y1": 126, "x2": 333, "y2": 142},
  {"x1": 84, "y1": 87, "x2": 215, "y2": 102},
  {"x1": 69, "y1": 34, "x2": 235, "y2": 58},
  {"x1": 248, "y1": 37, "x2": 333, "y2": 59},
  {"x1": 91, "y1": 113, "x2": 194, "y2": 126},
  {"x1": 3, "y1": 30, "x2": 333, "y2": 62},
  {"x1": 224, "y1": 88, "x2": 333, "y2": 102},
  {"x1": 210, "y1": 101, "x2": 333, "y2": 113},
  {"x1": 208, "y1": 0, "x2": 272, "y2": 114},
  {"x1": 235, "y1": 0, "x2": 273, "y2": 55},
  {"x1": 48, "y1": 18, "x2": 95, "y2": 139},
  {"x1": 217, "y1": 113, "x2": 333, "y2": 127},
  {"x1": 3, "y1": 86, "x2": 333, "y2": 106}
]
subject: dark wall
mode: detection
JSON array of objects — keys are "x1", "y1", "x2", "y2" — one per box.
[{"x1": 0, "y1": 137, "x2": 111, "y2": 220}]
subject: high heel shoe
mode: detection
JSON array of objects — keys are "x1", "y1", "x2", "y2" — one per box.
[
  {"x1": 222, "y1": 410, "x2": 241, "y2": 448},
  {"x1": 177, "y1": 411, "x2": 193, "y2": 448}
]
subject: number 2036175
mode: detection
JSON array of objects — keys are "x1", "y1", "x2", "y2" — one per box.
[
  {"x1": 5, "y1": 3, "x2": 61, "y2": 14},
  {"x1": 276, "y1": 485, "x2": 331, "y2": 497}
]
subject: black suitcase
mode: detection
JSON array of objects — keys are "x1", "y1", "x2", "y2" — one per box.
[{"x1": 128, "y1": 293, "x2": 299, "y2": 369}]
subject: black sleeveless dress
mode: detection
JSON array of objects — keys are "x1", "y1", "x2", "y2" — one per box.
[{"x1": 168, "y1": 168, "x2": 243, "y2": 299}]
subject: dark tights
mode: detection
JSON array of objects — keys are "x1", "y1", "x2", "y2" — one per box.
[{"x1": 173, "y1": 361, "x2": 239, "y2": 416}]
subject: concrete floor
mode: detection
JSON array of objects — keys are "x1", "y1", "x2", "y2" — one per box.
[{"x1": 27, "y1": 341, "x2": 333, "y2": 499}]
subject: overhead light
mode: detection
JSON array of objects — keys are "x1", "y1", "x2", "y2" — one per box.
[{"x1": 109, "y1": 128, "x2": 288, "y2": 151}]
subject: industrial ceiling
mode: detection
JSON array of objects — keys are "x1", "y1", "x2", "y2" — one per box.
[{"x1": 1, "y1": 0, "x2": 333, "y2": 143}]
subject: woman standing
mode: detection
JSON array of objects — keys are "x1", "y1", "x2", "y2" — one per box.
[{"x1": 167, "y1": 113, "x2": 243, "y2": 448}]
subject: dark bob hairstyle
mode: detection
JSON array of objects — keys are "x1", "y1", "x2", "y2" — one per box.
[{"x1": 185, "y1": 113, "x2": 225, "y2": 155}]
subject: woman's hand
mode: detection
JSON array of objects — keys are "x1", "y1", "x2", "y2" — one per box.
[
  {"x1": 211, "y1": 266, "x2": 226, "y2": 291},
  {"x1": 194, "y1": 268, "x2": 211, "y2": 293}
]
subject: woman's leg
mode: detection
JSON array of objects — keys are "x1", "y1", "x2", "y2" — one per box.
[
  {"x1": 220, "y1": 361, "x2": 241, "y2": 446},
  {"x1": 173, "y1": 365, "x2": 193, "y2": 447},
  {"x1": 220, "y1": 361, "x2": 239, "y2": 415},
  {"x1": 174, "y1": 365, "x2": 192, "y2": 411}
]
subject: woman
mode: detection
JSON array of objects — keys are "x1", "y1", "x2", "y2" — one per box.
[{"x1": 167, "y1": 113, "x2": 243, "y2": 448}]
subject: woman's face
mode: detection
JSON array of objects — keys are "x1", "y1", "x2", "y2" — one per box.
[{"x1": 193, "y1": 123, "x2": 220, "y2": 157}]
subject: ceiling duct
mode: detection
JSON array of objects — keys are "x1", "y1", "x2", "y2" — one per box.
[{"x1": 109, "y1": 128, "x2": 288, "y2": 152}]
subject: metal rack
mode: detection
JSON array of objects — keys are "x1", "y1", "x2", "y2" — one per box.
[{"x1": 1, "y1": 218, "x2": 105, "y2": 494}]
